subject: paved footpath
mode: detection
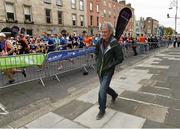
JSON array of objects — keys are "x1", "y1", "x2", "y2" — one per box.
[{"x1": 5, "y1": 47, "x2": 180, "y2": 128}]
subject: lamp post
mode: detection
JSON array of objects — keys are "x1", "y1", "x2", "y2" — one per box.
[{"x1": 169, "y1": 0, "x2": 178, "y2": 36}]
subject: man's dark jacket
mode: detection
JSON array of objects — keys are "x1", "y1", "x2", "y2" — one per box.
[{"x1": 95, "y1": 36, "x2": 124, "y2": 76}]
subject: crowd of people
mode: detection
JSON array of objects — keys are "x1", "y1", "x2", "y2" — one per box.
[
  {"x1": 0, "y1": 28, "x2": 172, "y2": 84},
  {"x1": 0, "y1": 30, "x2": 101, "y2": 56}
]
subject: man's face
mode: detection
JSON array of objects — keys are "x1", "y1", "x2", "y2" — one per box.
[
  {"x1": 0, "y1": 36, "x2": 5, "y2": 41},
  {"x1": 101, "y1": 27, "x2": 111, "y2": 41}
]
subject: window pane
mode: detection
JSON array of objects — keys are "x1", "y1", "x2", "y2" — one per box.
[
  {"x1": 45, "y1": 9, "x2": 51, "y2": 23},
  {"x1": 7, "y1": 12, "x2": 14, "y2": 20},
  {"x1": 24, "y1": 6, "x2": 31, "y2": 15},
  {"x1": 25, "y1": 15, "x2": 31, "y2": 21},
  {"x1": 80, "y1": 0, "x2": 84, "y2": 10},
  {"x1": 5, "y1": 3, "x2": 14, "y2": 13},
  {"x1": 47, "y1": 17, "x2": 51, "y2": 23},
  {"x1": 96, "y1": 5, "x2": 99, "y2": 12},
  {"x1": 46, "y1": 9, "x2": 51, "y2": 16},
  {"x1": 97, "y1": 17, "x2": 99, "y2": 26},
  {"x1": 80, "y1": 16, "x2": 83, "y2": 21},
  {"x1": 90, "y1": 16, "x2": 93, "y2": 26},
  {"x1": 56, "y1": 0, "x2": 62, "y2": 6},
  {"x1": 58, "y1": 11, "x2": 62, "y2": 24},
  {"x1": 71, "y1": 0, "x2": 76, "y2": 8},
  {"x1": 72, "y1": 15, "x2": 76, "y2": 20},
  {"x1": 90, "y1": 2, "x2": 93, "y2": 11}
]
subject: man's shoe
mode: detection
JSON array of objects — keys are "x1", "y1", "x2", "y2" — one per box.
[
  {"x1": 112, "y1": 94, "x2": 118, "y2": 103},
  {"x1": 96, "y1": 111, "x2": 105, "y2": 120}
]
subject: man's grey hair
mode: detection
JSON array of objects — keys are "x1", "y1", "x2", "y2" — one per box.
[{"x1": 101, "y1": 22, "x2": 115, "y2": 34}]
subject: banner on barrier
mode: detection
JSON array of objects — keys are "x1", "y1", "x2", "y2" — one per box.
[
  {"x1": 0, "y1": 54, "x2": 46, "y2": 70},
  {"x1": 47, "y1": 47, "x2": 95, "y2": 63}
]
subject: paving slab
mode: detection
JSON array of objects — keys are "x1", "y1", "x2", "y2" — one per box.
[
  {"x1": 53, "y1": 100, "x2": 93, "y2": 120},
  {"x1": 140, "y1": 86, "x2": 172, "y2": 97},
  {"x1": 74, "y1": 105, "x2": 116, "y2": 128},
  {"x1": 110, "y1": 86, "x2": 125, "y2": 96},
  {"x1": 139, "y1": 79, "x2": 157, "y2": 87},
  {"x1": 103, "y1": 112, "x2": 145, "y2": 128},
  {"x1": 134, "y1": 104, "x2": 168, "y2": 123},
  {"x1": 153, "y1": 95, "x2": 180, "y2": 109},
  {"x1": 25, "y1": 112, "x2": 63, "y2": 128},
  {"x1": 165, "y1": 108, "x2": 180, "y2": 127},
  {"x1": 155, "y1": 81, "x2": 171, "y2": 88},
  {"x1": 137, "y1": 64, "x2": 169, "y2": 69},
  {"x1": 111, "y1": 81, "x2": 142, "y2": 92},
  {"x1": 120, "y1": 91, "x2": 156, "y2": 103},
  {"x1": 142, "y1": 120, "x2": 174, "y2": 128},
  {"x1": 51, "y1": 118, "x2": 85, "y2": 128},
  {"x1": 108, "y1": 98, "x2": 140, "y2": 114},
  {"x1": 151, "y1": 74, "x2": 168, "y2": 82},
  {"x1": 76, "y1": 87, "x2": 99, "y2": 104}
]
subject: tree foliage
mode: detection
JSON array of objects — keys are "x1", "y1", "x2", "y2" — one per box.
[{"x1": 164, "y1": 27, "x2": 173, "y2": 35}]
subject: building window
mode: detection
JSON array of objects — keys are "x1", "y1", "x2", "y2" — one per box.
[
  {"x1": 90, "y1": 15, "x2": 93, "y2": 26},
  {"x1": 79, "y1": 0, "x2": 84, "y2": 10},
  {"x1": 103, "y1": 9, "x2": 106, "y2": 17},
  {"x1": 5, "y1": 3, "x2": 15, "y2": 21},
  {"x1": 24, "y1": 6, "x2": 32, "y2": 22},
  {"x1": 71, "y1": 0, "x2": 76, "y2": 9},
  {"x1": 90, "y1": 2, "x2": 93, "y2": 11},
  {"x1": 58, "y1": 11, "x2": 63, "y2": 24},
  {"x1": 44, "y1": 0, "x2": 51, "y2": 4},
  {"x1": 45, "y1": 9, "x2": 51, "y2": 23},
  {"x1": 56, "y1": 0, "x2": 62, "y2": 6},
  {"x1": 80, "y1": 15, "x2": 84, "y2": 26},
  {"x1": 72, "y1": 14, "x2": 76, "y2": 26},
  {"x1": 103, "y1": 0, "x2": 106, "y2": 6},
  {"x1": 97, "y1": 16, "x2": 99, "y2": 27},
  {"x1": 96, "y1": 5, "x2": 99, "y2": 13},
  {"x1": 26, "y1": 29, "x2": 33, "y2": 36}
]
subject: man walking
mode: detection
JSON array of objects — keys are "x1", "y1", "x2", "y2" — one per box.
[{"x1": 95, "y1": 22, "x2": 124, "y2": 120}]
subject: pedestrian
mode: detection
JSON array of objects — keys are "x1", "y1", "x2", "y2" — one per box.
[
  {"x1": 95, "y1": 22, "x2": 124, "y2": 120},
  {"x1": 0, "y1": 33, "x2": 26, "y2": 84},
  {"x1": 130, "y1": 37, "x2": 137, "y2": 56},
  {"x1": 173, "y1": 37, "x2": 177, "y2": 48}
]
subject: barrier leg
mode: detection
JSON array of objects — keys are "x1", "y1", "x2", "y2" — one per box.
[
  {"x1": 0, "y1": 103, "x2": 9, "y2": 115},
  {"x1": 55, "y1": 74, "x2": 60, "y2": 82},
  {"x1": 40, "y1": 78, "x2": 45, "y2": 87},
  {"x1": 83, "y1": 64, "x2": 88, "y2": 75},
  {"x1": 90, "y1": 64, "x2": 95, "y2": 70}
]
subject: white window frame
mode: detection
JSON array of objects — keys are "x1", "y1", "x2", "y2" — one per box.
[
  {"x1": 5, "y1": 2, "x2": 15, "y2": 21},
  {"x1": 96, "y1": 5, "x2": 99, "y2": 13},
  {"x1": 72, "y1": 14, "x2": 77, "y2": 26},
  {"x1": 24, "y1": 5, "x2": 32, "y2": 22},
  {"x1": 79, "y1": 0, "x2": 84, "y2": 10},
  {"x1": 90, "y1": 2, "x2": 93, "y2": 11},
  {"x1": 80, "y1": 15, "x2": 84, "y2": 26},
  {"x1": 71, "y1": 0, "x2": 76, "y2": 9}
]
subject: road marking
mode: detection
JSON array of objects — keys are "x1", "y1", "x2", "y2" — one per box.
[{"x1": 0, "y1": 103, "x2": 9, "y2": 115}]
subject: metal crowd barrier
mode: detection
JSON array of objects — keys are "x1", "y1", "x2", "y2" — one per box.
[{"x1": 0, "y1": 41, "x2": 169, "y2": 89}]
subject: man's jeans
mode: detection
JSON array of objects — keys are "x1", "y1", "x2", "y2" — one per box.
[{"x1": 98, "y1": 70, "x2": 117, "y2": 112}]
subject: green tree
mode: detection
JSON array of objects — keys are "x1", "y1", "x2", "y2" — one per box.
[{"x1": 164, "y1": 27, "x2": 173, "y2": 36}]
